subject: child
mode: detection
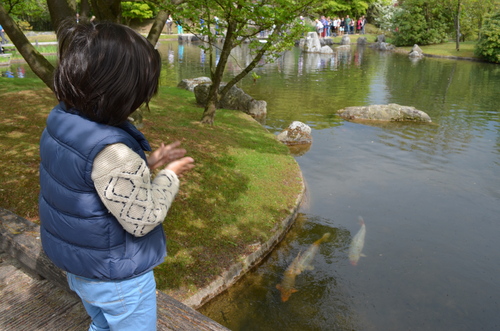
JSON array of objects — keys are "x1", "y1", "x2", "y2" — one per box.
[{"x1": 39, "y1": 19, "x2": 194, "y2": 330}]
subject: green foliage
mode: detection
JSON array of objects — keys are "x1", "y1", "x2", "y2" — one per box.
[
  {"x1": 392, "y1": 0, "x2": 450, "y2": 46},
  {"x1": 458, "y1": 10, "x2": 479, "y2": 41},
  {"x1": 318, "y1": 0, "x2": 376, "y2": 17},
  {"x1": 368, "y1": 0, "x2": 400, "y2": 31},
  {"x1": 2, "y1": 0, "x2": 50, "y2": 31},
  {"x1": 16, "y1": 20, "x2": 32, "y2": 31},
  {"x1": 475, "y1": 11, "x2": 500, "y2": 63},
  {"x1": 121, "y1": 1, "x2": 157, "y2": 22}
]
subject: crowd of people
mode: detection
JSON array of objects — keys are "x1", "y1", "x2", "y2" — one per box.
[{"x1": 315, "y1": 15, "x2": 366, "y2": 38}]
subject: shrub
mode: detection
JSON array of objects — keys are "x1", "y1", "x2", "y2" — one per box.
[
  {"x1": 16, "y1": 20, "x2": 32, "y2": 31},
  {"x1": 475, "y1": 12, "x2": 500, "y2": 63},
  {"x1": 391, "y1": 0, "x2": 449, "y2": 46}
]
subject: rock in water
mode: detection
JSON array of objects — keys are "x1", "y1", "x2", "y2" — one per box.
[{"x1": 337, "y1": 104, "x2": 432, "y2": 122}]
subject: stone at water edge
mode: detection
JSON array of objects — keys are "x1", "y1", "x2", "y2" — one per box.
[{"x1": 276, "y1": 121, "x2": 313, "y2": 145}]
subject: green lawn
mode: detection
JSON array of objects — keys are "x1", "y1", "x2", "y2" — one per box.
[
  {"x1": 397, "y1": 41, "x2": 477, "y2": 59},
  {"x1": 0, "y1": 79, "x2": 303, "y2": 302}
]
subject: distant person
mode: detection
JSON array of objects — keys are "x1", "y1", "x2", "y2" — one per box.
[
  {"x1": 357, "y1": 17, "x2": 363, "y2": 34},
  {"x1": 345, "y1": 15, "x2": 351, "y2": 34},
  {"x1": 0, "y1": 24, "x2": 8, "y2": 44},
  {"x1": 214, "y1": 16, "x2": 220, "y2": 35},
  {"x1": 176, "y1": 19, "x2": 183, "y2": 34},
  {"x1": 75, "y1": 13, "x2": 80, "y2": 23},
  {"x1": 166, "y1": 15, "x2": 173, "y2": 34},
  {"x1": 361, "y1": 16, "x2": 366, "y2": 34},
  {"x1": 339, "y1": 18, "x2": 345, "y2": 36},
  {"x1": 332, "y1": 17, "x2": 339, "y2": 36},
  {"x1": 39, "y1": 19, "x2": 194, "y2": 330},
  {"x1": 315, "y1": 19, "x2": 324, "y2": 37},
  {"x1": 320, "y1": 16, "x2": 328, "y2": 37}
]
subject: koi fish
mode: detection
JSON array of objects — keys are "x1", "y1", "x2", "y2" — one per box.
[
  {"x1": 348, "y1": 217, "x2": 366, "y2": 266},
  {"x1": 276, "y1": 232, "x2": 330, "y2": 302}
]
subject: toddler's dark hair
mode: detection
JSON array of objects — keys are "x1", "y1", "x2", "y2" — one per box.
[{"x1": 54, "y1": 19, "x2": 161, "y2": 126}]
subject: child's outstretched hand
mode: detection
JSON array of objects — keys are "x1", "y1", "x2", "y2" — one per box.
[
  {"x1": 148, "y1": 141, "x2": 187, "y2": 171},
  {"x1": 166, "y1": 157, "x2": 195, "y2": 177}
]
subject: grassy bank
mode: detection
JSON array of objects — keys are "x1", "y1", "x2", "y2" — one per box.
[
  {"x1": 396, "y1": 41, "x2": 477, "y2": 59},
  {"x1": 327, "y1": 33, "x2": 479, "y2": 60},
  {"x1": 0, "y1": 78, "x2": 303, "y2": 301}
]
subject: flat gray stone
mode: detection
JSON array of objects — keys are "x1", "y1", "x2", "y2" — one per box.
[{"x1": 337, "y1": 104, "x2": 432, "y2": 122}]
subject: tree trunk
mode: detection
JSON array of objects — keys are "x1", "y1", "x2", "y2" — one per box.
[
  {"x1": 147, "y1": 10, "x2": 168, "y2": 46},
  {"x1": 200, "y1": 20, "x2": 237, "y2": 124},
  {"x1": 80, "y1": 0, "x2": 92, "y2": 18},
  {"x1": 201, "y1": 98, "x2": 218, "y2": 125},
  {"x1": 455, "y1": 0, "x2": 461, "y2": 51},
  {"x1": 147, "y1": 0, "x2": 185, "y2": 44},
  {"x1": 0, "y1": 4, "x2": 55, "y2": 90},
  {"x1": 89, "y1": 0, "x2": 121, "y2": 22},
  {"x1": 46, "y1": 0, "x2": 76, "y2": 32}
]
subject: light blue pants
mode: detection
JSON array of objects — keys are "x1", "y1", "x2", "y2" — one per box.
[{"x1": 67, "y1": 271, "x2": 157, "y2": 331}]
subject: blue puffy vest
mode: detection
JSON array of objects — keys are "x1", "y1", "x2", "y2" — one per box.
[{"x1": 39, "y1": 103, "x2": 167, "y2": 280}]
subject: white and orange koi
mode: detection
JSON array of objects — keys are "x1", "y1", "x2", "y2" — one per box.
[
  {"x1": 276, "y1": 232, "x2": 330, "y2": 302},
  {"x1": 348, "y1": 217, "x2": 366, "y2": 266}
]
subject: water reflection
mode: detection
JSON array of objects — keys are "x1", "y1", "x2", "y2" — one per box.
[
  {"x1": 288, "y1": 143, "x2": 311, "y2": 157},
  {"x1": 178, "y1": 44, "x2": 184, "y2": 62},
  {"x1": 1, "y1": 65, "x2": 26, "y2": 78},
  {"x1": 170, "y1": 42, "x2": 500, "y2": 330},
  {"x1": 200, "y1": 214, "x2": 360, "y2": 331}
]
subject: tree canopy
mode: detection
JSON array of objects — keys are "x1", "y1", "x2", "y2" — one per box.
[
  {"x1": 165, "y1": 0, "x2": 321, "y2": 124},
  {"x1": 390, "y1": 0, "x2": 499, "y2": 47}
]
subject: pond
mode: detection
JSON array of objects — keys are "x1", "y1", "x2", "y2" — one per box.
[
  {"x1": 5, "y1": 40, "x2": 500, "y2": 330},
  {"x1": 158, "y1": 41, "x2": 500, "y2": 331}
]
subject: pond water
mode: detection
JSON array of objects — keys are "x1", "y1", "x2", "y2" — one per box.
[
  {"x1": 158, "y1": 41, "x2": 500, "y2": 331},
  {"x1": 6, "y1": 40, "x2": 500, "y2": 330}
]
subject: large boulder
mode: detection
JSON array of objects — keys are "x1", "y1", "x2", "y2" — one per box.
[
  {"x1": 357, "y1": 37, "x2": 368, "y2": 45},
  {"x1": 341, "y1": 35, "x2": 351, "y2": 45},
  {"x1": 299, "y1": 32, "x2": 333, "y2": 54},
  {"x1": 409, "y1": 44, "x2": 424, "y2": 58},
  {"x1": 177, "y1": 77, "x2": 212, "y2": 92},
  {"x1": 299, "y1": 32, "x2": 322, "y2": 53},
  {"x1": 320, "y1": 38, "x2": 334, "y2": 46},
  {"x1": 369, "y1": 34, "x2": 395, "y2": 51},
  {"x1": 370, "y1": 41, "x2": 395, "y2": 51},
  {"x1": 276, "y1": 121, "x2": 313, "y2": 145},
  {"x1": 194, "y1": 83, "x2": 267, "y2": 118},
  {"x1": 337, "y1": 104, "x2": 432, "y2": 122}
]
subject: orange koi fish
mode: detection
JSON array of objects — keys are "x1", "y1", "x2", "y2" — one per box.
[{"x1": 276, "y1": 232, "x2": 330, "y2": 302}]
